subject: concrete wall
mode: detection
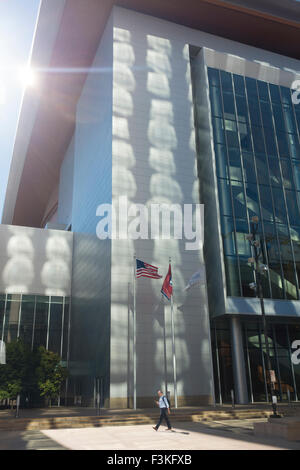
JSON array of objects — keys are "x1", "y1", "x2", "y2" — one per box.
[
  {"x1": 110, "y1": 7, "x2": 215, "y2": 407},
  {"x1": 57, "y1": 135, "x2": 75, "y2": 227},
  {"x1": 190, "y1": 48, "x2": 227, "y2": 321},
  {"x1": 109, "y1": 3, "x2": 300, "y2": 407},
  {"x1": 68, "y1": 14, "x2": 113, "y2": 406},
  {"x1": 0, "y1": 224, "x2": 72, "y2": 297}
]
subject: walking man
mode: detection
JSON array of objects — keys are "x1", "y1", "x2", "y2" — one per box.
[{"x1": 153, "y1": 390, "x2": 172, "y2": 431}]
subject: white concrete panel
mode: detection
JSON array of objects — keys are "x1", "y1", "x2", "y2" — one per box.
[{"x1": 0, "y1": 224, "x2": 73, "y2": 296}]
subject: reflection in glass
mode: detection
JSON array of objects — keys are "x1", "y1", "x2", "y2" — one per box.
[
  {"x1": 228, "y1": 148, "x2": 242, "y2": 181},
  {"x1": 231, "y1": 180, "x2": 247, "y2": 219},
  {"x1": 233, "y1": 74, "x2": 245, "y2": 96},
  {"x1": 239, "y1": 256, "x2": 256, "y2": 297},
  {"x1": 224, "y1": 256, "x2": 240, "y2": 296},
  {"x1": 221, "y1": 216, "x2": 236, "y2": 256},
  {"x1": 242, "y1": 152, "x2": 256, "y2": 183},
  {"x1": 218, "y1": 179, "x2": 233, "y2": 216},
  {"x1": 259, "y1": 185, "x2": 274, "y2": 221},
  {"x1": 255, "y1": 153, "x2": 269, "y2": 186},
  {"x1": 209, "y1": 68, "x2": 300, "y2": 300},
  {"x1": 210, "y1": 86, "x2": 223, "y2": 117},
  {"x1": 215, "y1": 144, "x2": 229, "y2": 179}
]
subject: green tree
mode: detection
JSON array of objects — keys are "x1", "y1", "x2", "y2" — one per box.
[
  {"x1": 0, "y1": 339, "x2": 31, "y2": 406},
  {"x1": 36, "y1": 347, "x2": 68, "y2": 406}
]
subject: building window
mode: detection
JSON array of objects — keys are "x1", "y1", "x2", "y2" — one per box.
[{"x1": 208, "y1": 67, "x2": 300, "y2": 300}]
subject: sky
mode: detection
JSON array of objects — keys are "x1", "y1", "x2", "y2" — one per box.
[{"x1": 0, "y1": 0, "x2": 40, "y2": 219}]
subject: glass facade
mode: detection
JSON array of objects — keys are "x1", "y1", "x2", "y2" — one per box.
[
  {"x1": 0, "y1": 294, "x2": 70, "y2": 360},
  {"x1": 212, "y1": 319, "x2": 300, "y2": 403},
  {"x1": 208, "y1": 67, "x2": 300, "y2": 300}
]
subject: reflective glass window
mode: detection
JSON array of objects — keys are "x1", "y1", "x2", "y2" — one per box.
[
  {"x1": 272, "y1": 103, "x2": 285, "y2": 133},
  {"x1": 245, "y1": 77, "x2": 258, "y2": 99},
  {"x1": 264, "y1": 127, "x2": 278, "y2": 157},
  {"x1": 228, "y1": 148, "x2": 243, "y2": 181},
  {"x1": 252, "y1": 126, "x2": 265, "y2": 154},
  {"x1": 292, "y1": 161, "x2": 300, "y2": 190},
  {"x1": 277, "y1": 132, "x2": 290, "y2": 158},
  {"x1": 225, "y1": 120, "x2": 239, "y2": 148},
  {"x1": 33, "y1": 297, "x2": 49, "y2": 348},
  {"x1": 220, "y1": 70, "x2": 233, "y2": 92},
  {"x1": 212, "y1": 117, "x2": 225, "y2": 144},
  {"x1": 255, "y1": 153, "x2": 269, "y2": 186},
  {"x1": 281, "y1": 159, "x2": 294, "y2": 189},
  {"x1": 19, "y1": 297, "x2": 35, "y2": 345},
  {"x1": 280, "y1": 87, "x2": 292, "y2": 106},
  {"x1": 242, "y1": 152, "x2": 256, "y2": 183},
  {"x1": 269, "y1": 84, "x2": 281, "y2": 103},
  {"x1": 223, "y1": 92, "x2": 236, "y2": 120},
  {"x1": 288, "y1": 133, "x2": 300, "y2": 160},
  {"x1": 268, "y1": 262, "x2": 284, "y2": 299},
  {"x1": 239, "y1": 122, "x2": 252, "y2": 151},
  {"x1": 224, "y1": 256, "x2": 241, "y2": 296},
  {"x1": 239, "y1": 256, "x2": 256, "y2": 297},
  {"x1": 285, "y1": 190, "x2": 300, "y2": 226},
  {"x1": 245, "y1": 182, "x2": 261, "y2": 219},
  {"x1": 257, "y1": 81, "x2": 269, "y2": 102},
  {"x1": 6, "y1": 296, "x2": 21, "y2": 343},
  {"x1": 248, "y1": 98, "x2": 262, "y2": 127},
  {"x1": 283, "y1": 105, "x2": 297, "y2": 135},
  {"x1": 0, "y1": 297, "x2": 6, "y2": 340},
  {"x1": 235, "y1": 219, "x2": 251, "y2": 257},
  {"x1": 207, "y1": 67, "x2": 220, "y2": 87},
  {"x1": 210, "y1": 86, "x2": 223, "y2": 117},
  {"x1": 259, "y1": 184, "x2": 274, "y2": 221},
  {"x1": 272, "y1": 187, "x2": 287, "y2": 224},
  {"x1": 260, "y1": 101, "x2": 274, "y2": 129},
  {"x1": 218, "y1": 179, "x2": 233, "y2": 216},
  {"x1": 236, "y1": 95, "x2": 249, "y2": 123},
  {"x1": 215, "y1": 144, "x2": 229, "y2": 179},
  {"x1": 268, "y1": 156, "x2": 282, "y2": 187},
  {"x1": 295, "y1": 110, "x2": 300, "y2": 136},
  {"x1": 221, "y1": 216, "x2": 236, "y2": 256},
  {"x1": 231, "y1": 180, "x2": 247, "y2": 218},
  {"x1": 233, "y1": 74, "x2": 245, "y2": 96},
  {"x1": 48, "y1": 301, "x2": 63, "y2": 355}
]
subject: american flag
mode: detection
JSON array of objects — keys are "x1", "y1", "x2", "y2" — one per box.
[{"x1": 136, "y1": 259, "x2": 162, "y2": 279}]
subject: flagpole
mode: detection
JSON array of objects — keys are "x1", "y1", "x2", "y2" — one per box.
[
  {"x1": 133, "y1": 253, "x2": 137, "y2": 410},
  {"x1": 170, "y1": 258, "x2": 178, "y2": 409},
  {"x1": 162, "y1": 294, "x2": 168, "y2": 398}
]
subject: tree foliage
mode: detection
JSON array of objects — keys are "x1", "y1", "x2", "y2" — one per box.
[
  {"x1": 0, "y1": 340, "x2": 68, "y2": 406},
  {"x1": 36, "y1": 347, "x2": 68, "y2": 405}
]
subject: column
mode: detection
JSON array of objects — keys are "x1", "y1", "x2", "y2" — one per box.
[{"x1": 230, "y1": 316, "x2": 249, "y2": 404}]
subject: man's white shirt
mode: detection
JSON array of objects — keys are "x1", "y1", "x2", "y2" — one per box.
[{"x1": 159, "y1": 396, "x2": 169, "y2": 408}]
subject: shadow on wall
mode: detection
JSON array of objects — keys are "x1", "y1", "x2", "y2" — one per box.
[
  {"x1": 0, "y1": 225, "x2": 72, "y2": 296},
  {"x1": 110, "y1": 22, "x2": 213, "y2": 407}
]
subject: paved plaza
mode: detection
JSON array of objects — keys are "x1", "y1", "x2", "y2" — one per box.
[{"x1": 1, "y1": 419, "x2": 300, "y2": 450}]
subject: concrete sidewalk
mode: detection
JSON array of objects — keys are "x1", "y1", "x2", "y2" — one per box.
[{"x1": 1, "y1": 420, "x2": 300, "y2": 450}]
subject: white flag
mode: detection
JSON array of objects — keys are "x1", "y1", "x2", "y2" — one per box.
[{"x1": 185, "y1": 266, "x2": 206, "y2": 290}]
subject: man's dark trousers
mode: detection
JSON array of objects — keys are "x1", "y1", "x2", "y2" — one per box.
[{"x1": 155, "y1": 408, "x2": 171, "y2": 430}]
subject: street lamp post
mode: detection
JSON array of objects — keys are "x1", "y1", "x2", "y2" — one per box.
[{"x1": 247, "y1": 216, "x2": 281, "y2": 418}]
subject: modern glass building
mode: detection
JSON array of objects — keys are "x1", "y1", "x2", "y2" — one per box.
[
  {"x1": 204, "y1": 66, "x2": 300, "y2": 403},
  {"x1": 0, "y1": 294, "x2": 70, "y2": 359},
  {"x1": 1, "y1": 1, "x2": 300, "y2": 407},
  {"x1": 209, "y1": 68, "x2": 300, "y2": 302}
]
